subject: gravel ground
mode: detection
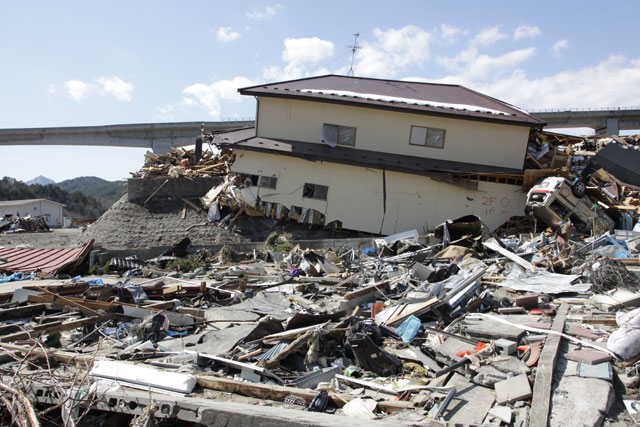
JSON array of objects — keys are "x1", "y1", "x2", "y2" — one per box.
[
  {"x1": 0, "y1": 228, "x2": 83, "y2": 249},
  {"x1": 78, "y1": 194, "x2": 360, "y2": 250}
]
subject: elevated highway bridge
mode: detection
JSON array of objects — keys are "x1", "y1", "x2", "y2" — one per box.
[
  {"x1": 529, "y1": 107, "x2": 640, "y2": 135},
  {"x1": 0, "y1": 121, "x2": 254, "y2": 154},
  {"x1": 1, "y1": 108, "x2": 639, "y2": 155}
]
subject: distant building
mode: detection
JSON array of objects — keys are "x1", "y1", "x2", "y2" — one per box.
[
  {"x1": 224, "y1": 75, "x2": 545, "y2": 234},
  {"x1": 0, "y1": 199, "x2": 65, "y2": 227}
]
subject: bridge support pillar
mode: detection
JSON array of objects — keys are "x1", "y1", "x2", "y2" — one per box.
[
  {"x1": 606, "y1": 118, "x2": 619, "y2": 136},
  {"x1": 152, "y1": 138, "x2": 173, "y2": 154}
]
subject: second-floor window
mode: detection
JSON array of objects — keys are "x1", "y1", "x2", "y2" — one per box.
[
  {"x1": 409, "y1": 125, "x2": 446, "y2": 149},
  {"x1": 322, "y1": 124, "x2": 356, "y2": 147}
]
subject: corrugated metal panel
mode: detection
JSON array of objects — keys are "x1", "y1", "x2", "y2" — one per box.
[
  {"x1": 0, "y1": 239, "x2": 94, "y2": 274},
  {"x1": 254, "y1": 342, "x2": 289, "y2": 361}
]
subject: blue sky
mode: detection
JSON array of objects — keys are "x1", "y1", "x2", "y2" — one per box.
[{"x1": 2, "y1": 1, "x2": 640, "y2": 182}]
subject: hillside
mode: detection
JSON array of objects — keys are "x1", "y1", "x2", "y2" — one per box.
[
  {"x1": 0, "y1": 177, "x2": 105, "y2": 220},
  {"x1": 56, "y1": 176, "x2": 126, "y2": 208}
]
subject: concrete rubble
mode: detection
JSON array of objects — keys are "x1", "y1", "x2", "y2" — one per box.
[{"x1": 0, "y1": 132, "x2": 639, "y2": 426}]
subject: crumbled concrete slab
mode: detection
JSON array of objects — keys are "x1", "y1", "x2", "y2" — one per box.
[
  {"x1": 489, "y1": 405, "x2": 513, "y2": 424},
  {"x1": 461, "y1": 317, "x2": 524, "y2": 341},
  {"x1": 495, "y1": 374, "x2": 532, "y2": 404},
  {"x1": 472, "y1": 365, "x2": 509, "y2": 387},
  {"x1": 433, "y1": 338, "x2": 475, "y2": 365},
  {"x1": 491, "y1": 356, "x2": 531, "y2": 376},
  {"x1": 444, "y1": 373, "x2": 495, "y2": 425},
  {"x1": 549, "y1": 377, "x2": 614, "y2": 427}
]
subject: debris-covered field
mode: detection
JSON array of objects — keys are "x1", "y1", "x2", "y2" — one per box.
[
  {"x1": 0, "y1": 223, "x2": 639, "y2": 426},
  {"x1": 0, "y1": 131, "x2": 640, "y2": 426}
]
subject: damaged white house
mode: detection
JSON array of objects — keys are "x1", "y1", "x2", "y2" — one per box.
[{"x1": 224, "y1": 75, "x2": 545, "y2": 234}]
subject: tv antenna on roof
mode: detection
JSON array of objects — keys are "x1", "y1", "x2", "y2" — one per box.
[{"x1": 347, "y1": 32, "x2": 360, "y2": 77}]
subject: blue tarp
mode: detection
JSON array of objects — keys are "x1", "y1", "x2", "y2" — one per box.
[
  {"x1": 394, "y1": 315, "x2": 422, "y2": 343},
  {"x1": 0, "y1": 272, "x2": 34, "y2": 283}
]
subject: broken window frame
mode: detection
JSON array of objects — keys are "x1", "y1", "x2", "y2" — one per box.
[
  {"x1": 409, "y1": 125, "x2": 446, "y2": 149},
  {"x1": 237, "y1": 173, "x2": 260, "y2": 188},
  {"x1": 302, "y1": 183, "x2": 329, "y2": 201},
  {"x1": 259, "y1": 175, "x2": 278, "y2": 190},
  {"x1": 322, "y1": 123, "x2": 357, "y2": 147}
]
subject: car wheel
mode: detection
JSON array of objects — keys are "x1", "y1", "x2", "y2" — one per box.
[{"x1": 571, "y1": 180, "x2": 586, "y2": 198}]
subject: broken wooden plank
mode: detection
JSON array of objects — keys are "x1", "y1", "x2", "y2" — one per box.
[
  {"x1": 529, "y1": 304, "x2": 569, "y2": 427},
  {"x1": 343, "y1": 282, "x2": 389, "y2": 300},
  {"x1": 385, "y1": 297, "x2": 439, "y2": 326},
  {"x1": 483, "y1": 240, "x2": 534, "y2": 271},
  {"x1": 143, "y1": 178, "x2": 169, "y2": 205},
  {"x1": 0, "y1": 304, "x2": 48, "y2": 322},
  {"x1": 33, "y1": 287, "x2": 101, "y2": 318},
  {"x1": 0, "y1": 316, "x2": 102, "y2": 342},
  {"x1": 195, "y1": 374, "x2": 411, "y2": 413},
  {"x1": 182, "y1": 198, "x2": 203, "y2": 212}
]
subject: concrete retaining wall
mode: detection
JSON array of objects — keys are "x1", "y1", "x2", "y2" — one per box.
[{"x1": 127, "y1": 177, "x2": 222, "y2": 205}]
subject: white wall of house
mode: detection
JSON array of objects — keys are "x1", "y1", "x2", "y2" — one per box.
[
  {"x1": 0, "y1": 200, "x2": 63, "y2": 227},
  {"x1": 232, "y1": 150, "x2": 527, "y2": 233},
  {"x1": 256, "y1": 97, "x2": 531, "y2": 170}
]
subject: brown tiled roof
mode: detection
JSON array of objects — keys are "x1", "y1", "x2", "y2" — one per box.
[{"x1": 239, "y1": 75, "x2": 544, "y2": 127}]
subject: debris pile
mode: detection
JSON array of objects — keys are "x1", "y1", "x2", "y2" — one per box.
[
  {"x1": 1, "y1": 221, "x2": 639, "y2": 425},
  {"x1": 130, "y1": 147, "x2": 234, "y2": 179},
  {"x1": 0, "y1": 215, "x2": 50, "y2": 233}
]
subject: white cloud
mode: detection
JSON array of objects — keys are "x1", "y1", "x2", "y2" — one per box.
[
  {"x1": 246, "y1": 4, "x2": 282, "y2": 21},
  {"x1": 154, "y1": 104, "x2": 175, "y2": 121},
  {"x1": 471, "y1": 26, "x2": 507, "y2": 47},
  {"x1": 551, "y1": 39, "x2": 569, "y2": 57},
  {"x1": 355, "y1": 25, "x2": 432, "y2": 77},
  {"x1": 474, "y1": 55, "x2": 640, "y2": 109},
  {"x1": 440, "y1": 24, "x2": 467, "y2": 44},
  {"x1": 64, "y1": 80, "x2": 90, "y2": 102},
  {"x1": 46, "y1": 83, "x2": 56, "y2": 95},
  {"x1": 282, "y1": 37, "x2": 334, "y2": 64},
  {"x1": 182, "y1": 76, "x2": 256, "y2": 118},
  {"x1": 217, "y1": 26, "x2": 240, "y2": 42},
  {"x1": 96, "y1": 76, "x2": 133, "y2": 102},
  {"x1": 514, "y1": 25, "x2": 541, "y2": 40},
  {"x1": 63, "y1": 77, "x2": 133, "y2": 102}
]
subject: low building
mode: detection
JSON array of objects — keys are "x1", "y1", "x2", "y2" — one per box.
[
  {"x1": 225, "y1": 75, "x2": 545, "y2": 234},
  {"x1": 0, "y1": 199, "x2": 65, "y2": 227}
]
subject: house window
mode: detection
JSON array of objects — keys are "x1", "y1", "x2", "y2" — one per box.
[
  {"x1": 409, "y1": 126, "x2": 446, "y2": 149},
  {"x1": 321, "y1": 124, "x2": 356, "y2": 147},
  {"x1": 259, "y1": 175, "x2": 277, "y2": 189},
  {"x1": 303, "y1": 183, "x2": 328, "y2": 200}
]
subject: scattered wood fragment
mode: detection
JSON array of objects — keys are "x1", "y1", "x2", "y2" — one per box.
[{"x1": 144, "y1": 179, "x2": 169, "y2": 205}]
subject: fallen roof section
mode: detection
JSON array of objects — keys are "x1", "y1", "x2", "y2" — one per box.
[{"x1": 0, "y1": 239, "x2": 94, "y2": 274}]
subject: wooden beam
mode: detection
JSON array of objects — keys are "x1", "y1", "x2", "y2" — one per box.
[
  {"x1": 0, "y1": 342, "x2": 94, "y2": 365},
  {"x1": 0, "y1": 316, "x2": 102, "y2": 342},
  {"x1": 0, "y1": 304, "x2": 48, "y2": 322},
  {"x1": 144, "y1": 179, "x2": 169, "y2": 205},
  {"x1": 182, "y1": 198, "x2": 203, "y2": 212},
  {"x1": 529, "y1": 304, "x2": 569, "y2": 427},
  {"x1": 195, "y1": 374, "x2": 411, "y2": 413},
  {"x1": 343, "y1": 282, "x2": 389, "y2": 300}
]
